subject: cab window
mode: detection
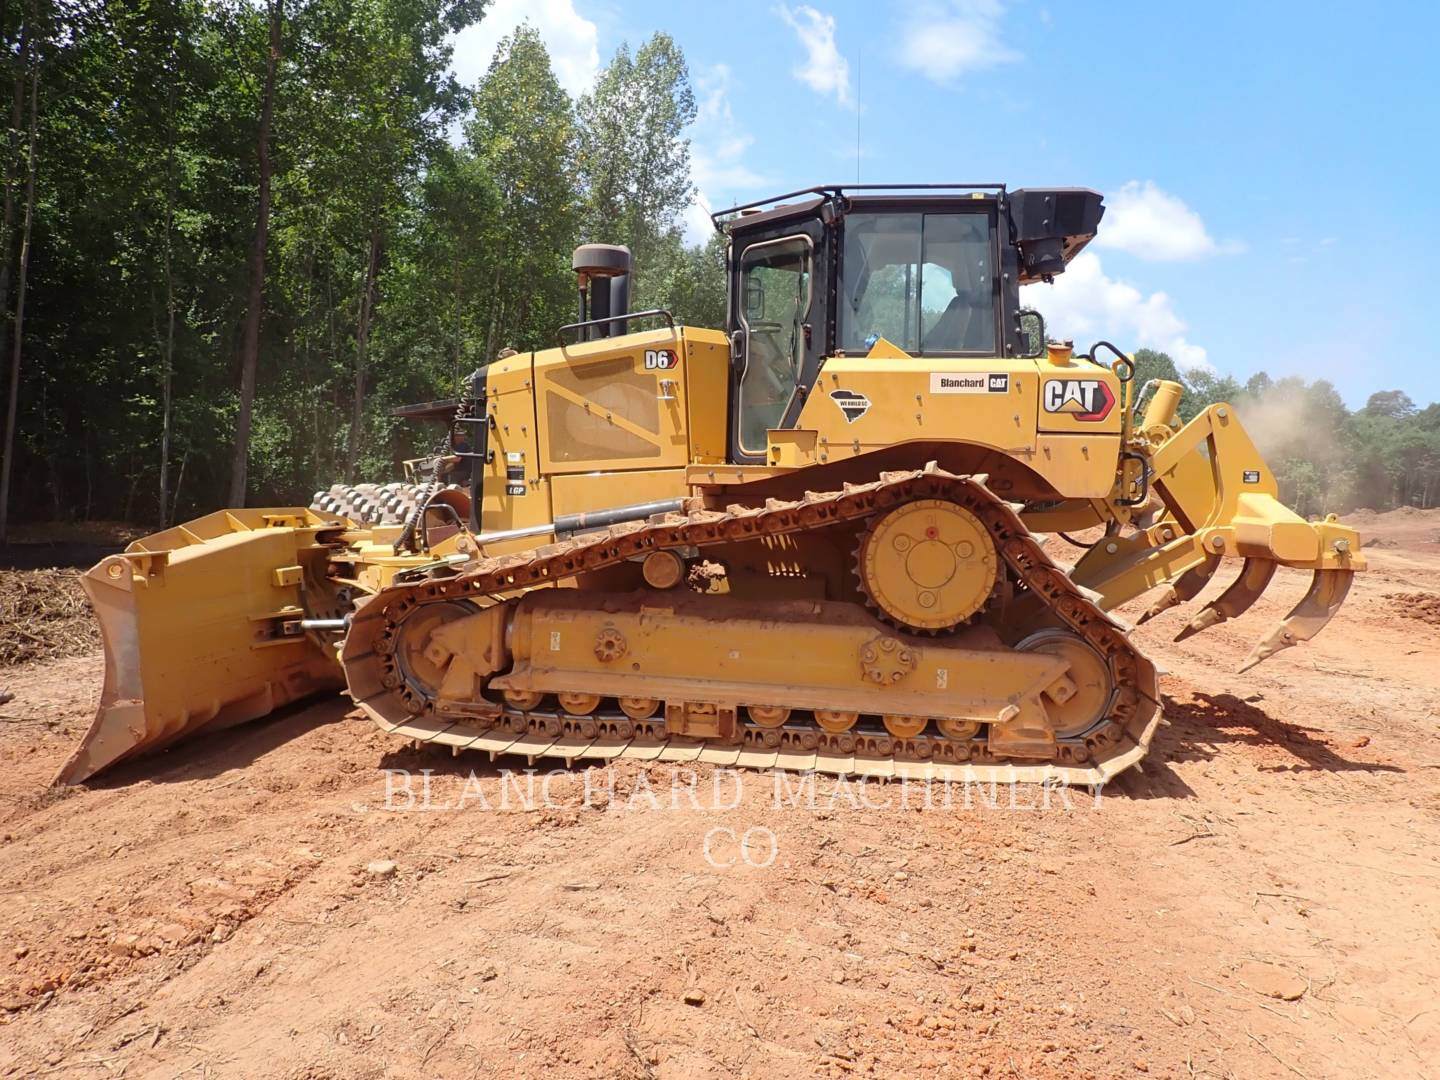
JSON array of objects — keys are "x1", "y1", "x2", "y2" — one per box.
[
  {"x1": 737, "y1": 235, "x2": 811, "y2": 454},
  {"x1": 841, "y1": 212, "x2": 995, "y2": 355}
]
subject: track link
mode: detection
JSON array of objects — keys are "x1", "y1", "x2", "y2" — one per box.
[{"x1": 342, "y1": 466, "x2": 1163, "y2": 786}]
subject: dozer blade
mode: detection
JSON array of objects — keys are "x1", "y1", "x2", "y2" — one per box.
[
  {"x1": 1239, "y1": 568, "x2": 1354, "y2": 673},
  {"x1": 1136, "y1": 553, "x2": 1218, "y2": 624},
  {"x1": 1173, "y1": 557, "x2": 1277, "y2": 642},
  {"x1": 56, "y1": 509, "x2": 348, "y2": 785}
]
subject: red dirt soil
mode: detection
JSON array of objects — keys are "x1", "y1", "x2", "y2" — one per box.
[{"x1": 1, "y1": 511, "x2": 1438, "y2": 1078}]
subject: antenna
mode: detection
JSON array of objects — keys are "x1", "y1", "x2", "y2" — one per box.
[{"x1": 855, "y1": 46, "x2": 862, "y2": 183}]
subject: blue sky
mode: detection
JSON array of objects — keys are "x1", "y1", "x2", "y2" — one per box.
[{"x1": 451, "y1": 0, "x2": 1440, "y2": 407}]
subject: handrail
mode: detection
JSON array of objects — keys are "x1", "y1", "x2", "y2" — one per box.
[
  {"x1": 556, "y1": 308, "x2": 676, "y2": 350},
  {"x1": 711, "y1": 183, "x2": 1008, "y2": 228}
]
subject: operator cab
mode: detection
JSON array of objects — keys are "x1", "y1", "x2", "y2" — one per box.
[{"x1": 716, "y1": 185, "x2": 1104, "y2": 463}]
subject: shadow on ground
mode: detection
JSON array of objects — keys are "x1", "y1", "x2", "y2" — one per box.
[
  {"x1": 1156, "y1": 691, "x2": 1401, "y2": 775},
  {"x1": 82, "y1": 694, "x2": 353, "y2": 789},
  {"x1": 69, "y1": 689, "x2": 1395, "y2": 805}
]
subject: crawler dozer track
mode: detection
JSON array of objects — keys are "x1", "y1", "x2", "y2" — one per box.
[{"x1": 343, "y1": 468, "x2": 1163, "y2": 786}]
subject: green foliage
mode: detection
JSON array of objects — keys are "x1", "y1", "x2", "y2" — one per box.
[
  {"x1": 0, "y1": 1, "x2": 723, "y2": 523},
  {"x1": 1362, "y1": 389, "x2": 1416, "y2": 419},
  {"x1": 646, "y1": 231, "x2": 727, "y2": 330},
  {"x1": 576, "y1": 32, "x2": 696, "y2": 282}
]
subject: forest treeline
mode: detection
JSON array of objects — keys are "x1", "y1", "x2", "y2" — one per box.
[
  {"x1": 1132, "y1": 350, "x2": 1440, "y2": 517},
  {"x1": 0, "y1": 0, "x2": 724, "y2": 535},
  {"x1": 0, "y1": 1, "x2": 1435, "y2": 537}
]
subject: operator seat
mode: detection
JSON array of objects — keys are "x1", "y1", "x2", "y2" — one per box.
[{"x1": 925, "y1": 292, "x2": 989, "y2": 352}]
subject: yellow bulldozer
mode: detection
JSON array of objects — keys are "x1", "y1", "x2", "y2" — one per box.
[{"x1": 58, "y1": 184, "x2": 1364, "y2": 787}]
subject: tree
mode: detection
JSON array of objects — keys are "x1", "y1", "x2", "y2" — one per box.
[
  {"x1": 646, "y1": 231, "x2": 726, "y2": 330},
  {"x1": 1184, "y1": 369, "x2": 1243, "y2": 415},
  {"x1": 412, "y1": 144, "x2": 500, "y2": 383},
  {"x1": 1130, "y1": 348, "x2": 1183, "y2": 388},
  {"x1": 463, "y1": 25, "x2": 579, "y2": 359},
  {"x1": 1363, "y1": 389, "x2": 1416, "y2": 419},
  {"x1": 0, "y1": 0, "x2": 46, "y2": 540},
  {"x1": 1245, "y1": 371, "x2": 1272, "y2": 398},
  {"x1": 228, "y1": 0, "x2": 282, "y2": 506},
  {"x1": 577, "y1": 33, "x2": 696, "y2": 284}
]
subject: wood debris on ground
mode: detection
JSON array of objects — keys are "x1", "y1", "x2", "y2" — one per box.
[{"x1": 0, "y1": 569, "x2": 99, "y2": 668}]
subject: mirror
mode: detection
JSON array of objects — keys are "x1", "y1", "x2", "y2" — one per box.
[
  {"x1": 744, "y1": 277, "x2": 765, "y2": 321},
  {"x1": 1016, "y1": 308, "x2": 1045, "y2": 358}
]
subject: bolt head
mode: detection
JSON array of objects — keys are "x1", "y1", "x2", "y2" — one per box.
[
  {"x1": 1210, "y1": 535, "x2": 1226, "y2": 550},
  {"x1": 1105, "y1": 542, "x2": 1119, "y2": 554}
]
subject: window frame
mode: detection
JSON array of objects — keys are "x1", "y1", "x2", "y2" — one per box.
[
  {"x1": 734, "y1": 231, "x2": 815, "y2": 457},
  {"x1": 838, "y1": 207, "x2": 1001, "y2": 357}
]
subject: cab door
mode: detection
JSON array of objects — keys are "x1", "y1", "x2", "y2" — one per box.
[{"x1": 729, "y1": 219, "x2": 826, "y2": 463}]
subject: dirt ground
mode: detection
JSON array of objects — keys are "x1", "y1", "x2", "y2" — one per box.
[{"x1": 1, "y1": 510, "x2": 1438, "y2": 1079}]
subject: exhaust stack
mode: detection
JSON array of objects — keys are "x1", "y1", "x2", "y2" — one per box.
[{"x1": 572, "y1": 243, "x2": 631, "y2": 340}]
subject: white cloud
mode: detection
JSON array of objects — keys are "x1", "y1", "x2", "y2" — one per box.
[
  {"x1": 1021, "y1": 252, "x2": 1212, "y2": 372},
  {"x1": 683, "y1": 65, "x2": 768, "y2": 245},
  {"x1": 449, "y1": 0, "x2": 599, "y2": 98},
  {"x1": 1096, "y1": 180, "x2": 1240, "y2": 262},
  {"x1": 897, "y1": 0, "x2": 1019, "y2": 85},
  {"x1": 690, "y1": 66, "x2": 766, "y2": 192},
  {"x1": 777, "y1": 5, "x2": 852, "y2": 106}
]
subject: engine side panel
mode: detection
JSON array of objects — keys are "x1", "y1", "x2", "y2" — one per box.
[{"x1": 532, "y1": 326, "x2": 729, "y2": 477}]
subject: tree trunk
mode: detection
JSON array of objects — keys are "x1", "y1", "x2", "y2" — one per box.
[
  {"x1": 159, "y1": 78, "x2": 177, "y2": 526},
  {"x1": 83, "y1": 424, "x2": 92, "y2": 519},
  {"x1": 0, "y1": 22, "x2": 24, "y2": 377},
  {"x1": 228, "y1": 0, "x2": 282, "y2": 506},
  {"x1": 481, "y1": 263, "x2": 503, "y2": 366},
  {"x1": 345, "y1": 225, "x2": 381, "y2": 479},
  {"x1": 301, "y1": 246, "x2": 320, "y2": 490},
  {"x1": 159, "y1": 224, "x2": 176, "y2": 525},
  {"x1": 325, "y1": 272, "x2": 337, "y2": 478},
  {"x1": 171, "y1": 449, "x2": 188, "y2": 522},
  {"x1": 0, "y1": 58, "x2": 38, "y2": 542},
  {"x1": 451, "y1": 253, "x2": 461, "y2": 385}
]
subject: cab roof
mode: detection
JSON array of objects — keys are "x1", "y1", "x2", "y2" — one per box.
[{"x1": 712, "y1": 184, "x2": 1105, "y2": 284}]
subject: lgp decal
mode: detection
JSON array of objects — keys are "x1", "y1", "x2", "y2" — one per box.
[
  {"x1": 931, "y1": 372, "x2": 1009, "y2": 394},
  {"x1": 830, "y1": 388, "x2": 871, "y2": 423},
  {"x1": 644, "y1": 349, "x2": 679, "y2": 370},
  {"x1": 1043, "y1": 378, "x2": 1115, "y2": 421}
]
